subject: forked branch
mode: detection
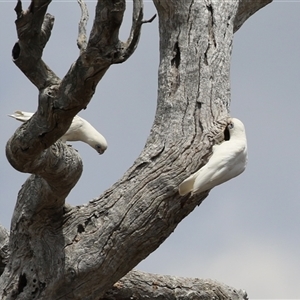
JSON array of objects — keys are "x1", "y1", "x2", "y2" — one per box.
[
  {"x1": 13, "y1": 0, "x2": 60, "y2": 89},
  {"x1": 114, "y1": 0, "x2": 157, "y2": 63}
]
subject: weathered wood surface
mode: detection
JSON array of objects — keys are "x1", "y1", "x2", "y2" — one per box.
[
  {"x1": 102, "y1": 270, "x2": 249, "y2": 300},
  {"x1": 1, "y1": 0, "x2": 271, "y2": 299}
]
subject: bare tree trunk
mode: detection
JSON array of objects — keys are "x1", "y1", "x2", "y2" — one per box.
[{"x1": 1, "y1": 0, "x2": 271, "y2": 299}]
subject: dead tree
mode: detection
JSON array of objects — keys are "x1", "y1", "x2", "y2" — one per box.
[{"x1": 1, "y1": 0, "x2": 272, "y2": 299}]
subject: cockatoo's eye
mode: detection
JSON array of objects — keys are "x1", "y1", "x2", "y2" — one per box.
[{"x1": 227, "y1": 122, "x2": 234, "y2": 130}]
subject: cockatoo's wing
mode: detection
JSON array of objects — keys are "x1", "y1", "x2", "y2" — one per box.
[
  {"x1": 192, "y1": 141, "x2": 246, "y2": 194},
  {"x1": 178, "y1": 146, "x2": 214, "y2": 196},
  {"x1": 8, "y1": 111, "x2": 108, "y2": 155},
  {"x1": 60, "y1": 115, "x2": 84, "y2": 142},
  {"x1": 8, "y1": 111, "x2": 34, "y2": 122},
  {"x1": 179, "y1": 118, "x2": 247, "y2": 196}
]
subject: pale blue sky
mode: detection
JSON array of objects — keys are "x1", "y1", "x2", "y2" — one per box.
[{"x1": 1, "y1": 1, "x2": 299, "y2": 298}]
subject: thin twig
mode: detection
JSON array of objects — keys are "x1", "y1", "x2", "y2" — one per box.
[
  {"x1": 77, "y1": 0, "x2": 89, "y2": 53},
  {"x1": 142, "y1": 14, "x2": 156, "y2": 24}
]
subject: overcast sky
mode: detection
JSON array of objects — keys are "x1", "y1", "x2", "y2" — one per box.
[{"x1": 1, "y1": 1, "x2": 299, "y2": 299}]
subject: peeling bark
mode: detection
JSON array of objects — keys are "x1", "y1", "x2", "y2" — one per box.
[{"x1": 1, "y1": 0, "x2": 272, "y2": 299}]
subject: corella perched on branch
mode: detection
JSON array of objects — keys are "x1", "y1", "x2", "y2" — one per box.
[
  {"x1": 179, "y1": 118, "x2": 248, "y2": 196},
  {"x1": 9, "y1": 111, "x2": 108, "y2": 154}
]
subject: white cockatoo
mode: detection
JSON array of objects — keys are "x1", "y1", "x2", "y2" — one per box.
[
  {"x1": 178, "y1": 118, "x2": 247, "y2": 196},
  {"x1": 9, "y1": 111, "x2": 108, "y2": 155}
]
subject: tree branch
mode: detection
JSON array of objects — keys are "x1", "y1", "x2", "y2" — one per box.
[
  {"x1": 102, "y1": 270, "x2": 249, "y2": 300},
  {"x1": 87, "y1": 0, "x2": 125, "y2": 51},
  {"x1": 77, "y1": 0, "x2": 89, "y2": 53},
  {"x1": 114, "y1": 0, "x2": 156, "y2": 63},
  {"x1": 13, "y1": 0, "x2": 60, "y2": 89},
  {"x1": 234, "y1": 0, "x2": 273, "y2": 33}
]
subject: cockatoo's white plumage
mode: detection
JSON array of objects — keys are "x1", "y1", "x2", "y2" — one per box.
[
  {"x1": 9, "y1": 111, "x2": 107, "y2": 154},
  {"x1": 179, "y1": 118, "x2": 247, "y2": 196}
]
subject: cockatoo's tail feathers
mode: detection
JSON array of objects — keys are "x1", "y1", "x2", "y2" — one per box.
[
  {"x1": 8, "y1": 111, "x2": 33, "y2": 122},
  {"x1": 178, "y1": 175, "x2": 196, "y2": 196}
]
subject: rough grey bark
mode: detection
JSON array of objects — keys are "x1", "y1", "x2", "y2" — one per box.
[
  {"x1": 102, "y1": 270, "x2": 248, "y2": 300},
  {"x1": 1, "y1": 0, "x2": 272, "y2": 299},
  {"x1": 0, "y1": 225, "x2": 9, "y2": 276}
]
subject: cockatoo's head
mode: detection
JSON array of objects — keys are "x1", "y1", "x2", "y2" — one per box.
[
  {"x1": 227, "y1": 118, "x2": 246, "y2": 140},
  {"x1": 87, "y1": 132, "x2": 108, "y2": 154},
  {"x1": 93, "y1": 140, "x2": 108, "y2": 154}
]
